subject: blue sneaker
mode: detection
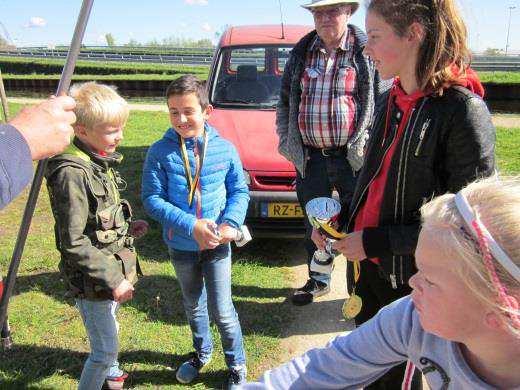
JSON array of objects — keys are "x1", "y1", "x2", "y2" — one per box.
[
  {"x1": 176, "y1": 353, "x2": 209, "y2": 384},
  {"x1": 225, "y1": 365, "x2": 247, "y2": 389}
]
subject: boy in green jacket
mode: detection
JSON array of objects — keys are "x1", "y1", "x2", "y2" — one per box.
[{"x1": 45, "y1": 82, "x2": 148, "y2": 390}]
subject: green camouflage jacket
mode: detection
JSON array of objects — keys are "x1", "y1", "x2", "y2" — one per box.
[{"x1": 45, "y1": 138, "x2": 139, "y2": 300}]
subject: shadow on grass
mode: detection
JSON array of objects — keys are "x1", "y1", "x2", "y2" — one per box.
[
  {"x1": 0, "y1": 345, "x2": 228, "y2": 389},
  {"x1": 10, "y1": 266, "x2": 350, "y2": 335},
  {"x1": 9, "y1": 271, "x2": 295, "y2": 335}
]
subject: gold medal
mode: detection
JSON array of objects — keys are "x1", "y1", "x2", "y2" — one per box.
[{"x1": 342, "y1": 294, "x2": 362, "y2": 319}]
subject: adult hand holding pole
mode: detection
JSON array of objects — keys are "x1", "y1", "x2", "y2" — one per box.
[
  {"x1": 9, "y1": 96, "x2": 77, "y2": 160},
  {"x1": 0, "y1": 0, "x2": 95, "y2": 332}
]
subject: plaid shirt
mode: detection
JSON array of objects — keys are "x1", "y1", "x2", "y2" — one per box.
[{"x1": 298, "y1": 29, "x2": 357, "y2": 149}]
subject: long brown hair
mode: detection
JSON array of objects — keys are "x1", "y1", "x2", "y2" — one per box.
[{"x1": 367, "y1": 0, "x2": 471, "y2": 94}]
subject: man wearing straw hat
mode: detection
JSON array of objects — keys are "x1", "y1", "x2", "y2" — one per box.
[{"x1": 277, "y1": 0, "x2": 389, "y2": 306}]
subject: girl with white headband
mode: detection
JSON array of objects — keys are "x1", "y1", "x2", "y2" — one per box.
[
  {"x1": 244, "y1": 176, "x2": 520, "y2": 389},
  {"x1": 312, "y1": 0, "x2": 496, "y2": 386}
]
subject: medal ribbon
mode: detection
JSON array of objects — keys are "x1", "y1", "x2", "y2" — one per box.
[
  {"x1": 352, "y1": 259, "x2": 360, "y2": 286},
  {"x1": 179, "y1": 130, "x2": 208, "y2": 208}
]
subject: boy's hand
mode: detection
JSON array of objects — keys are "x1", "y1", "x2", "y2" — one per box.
[
  {"x1": 311, "y1": 228, "x2": 327, "y2": 250},
  {"x1": 193, "y1": 219, "x2": 220, "y2": 250},
  {"x1": 217, "y1": 223, "x2": 238, "y2": 244},
  {"x1": 130, "y1": 219, "x2": 149, "y2": 239},
  {"x1": 113, "y1": 279, "x2": 134, "y2": 303}
]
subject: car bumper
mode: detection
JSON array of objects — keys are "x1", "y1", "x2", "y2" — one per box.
[{"x1": 245, "y1": 190, "x2": 305, "y2": 238}]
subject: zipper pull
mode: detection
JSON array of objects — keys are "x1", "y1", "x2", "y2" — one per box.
[
  {"x1": 414, "y1": 119, "x2": 431, "y2": 157},
  {"x1": 390, "y1": 274, "x2": 398, "y2": 289}
]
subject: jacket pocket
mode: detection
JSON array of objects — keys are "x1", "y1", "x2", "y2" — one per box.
[
  {"x1": 114, "y1": 247, "x2": 140, "y2": 285},
  {"x1": 87, "y1": 174, "x2": 107, "y2": 197},
  {"x1": 98, "y1": 204, "x2": 121, "y2": 230},
  {"x1": 97, "y1": 200, "x2": 132, "y2": 237},
  {"x1": 335, "y1": 66, "x2": 357, "y2": 96},
  {"x1": 96, "y1": 229, "x2": 119, "y2": 244}
]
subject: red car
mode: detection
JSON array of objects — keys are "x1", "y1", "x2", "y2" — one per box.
[{"x1": 207, "y1": 24, "x2": 313, "y2": 237}]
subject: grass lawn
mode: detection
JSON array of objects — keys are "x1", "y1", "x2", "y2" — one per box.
[
  {"x1": 0, "y1": 104, "x2": 295, "y2": 389},
  {"x1": 0, "y1": 102, "x2": 519, "y2": 389},
  {"x1": 477, "y1": 71, "x2": 520, "y2": 84},
  {"x1": 496, "y1": 126, "x2": 520, "y2": 173}
]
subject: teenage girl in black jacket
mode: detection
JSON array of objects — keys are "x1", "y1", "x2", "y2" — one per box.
[{"x1": 312, "y1": 0, "x2": 495, "y2": 388}]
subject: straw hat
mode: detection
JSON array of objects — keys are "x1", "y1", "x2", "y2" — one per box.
[{"x1": 301, "y1": 0, "x2": 359, "y2": 13}]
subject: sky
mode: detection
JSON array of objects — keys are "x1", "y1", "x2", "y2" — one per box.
[{"x1": 1, "y1": 0, "x2": 519, "y2": 53}]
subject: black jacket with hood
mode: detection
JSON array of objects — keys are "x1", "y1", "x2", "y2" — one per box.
[{"x1": 338, "y1": 84, "x2": 496, "y2": 288}]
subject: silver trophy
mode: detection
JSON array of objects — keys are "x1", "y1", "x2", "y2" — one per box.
[
  {"x1": 305, "y1": 197, "x2": 345, "y2": 275},
  {"x1": 208, "y1": 224, "x2": 252, "y2": 247}
]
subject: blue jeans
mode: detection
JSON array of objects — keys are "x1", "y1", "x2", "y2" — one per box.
[
  {"x1": 296, "y1": 149, "x2": 357, "y2": 286},
  {"x1": 169, "y1": 244, "x2": 246, "y2": 369},
  {"x1": 76, "y1": 299, "x2": 123, "y2": 390}
]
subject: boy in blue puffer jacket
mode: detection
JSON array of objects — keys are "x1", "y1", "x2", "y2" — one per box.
[{"x1": 141, "y1": 75, "x2": 249, "y2": 389}]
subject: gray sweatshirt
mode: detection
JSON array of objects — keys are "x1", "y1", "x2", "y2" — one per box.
[
  {"x1": 0, "y1": 124, "x2": 33, "y2": 209},
  {"x1": 243, "y1": 297, "x2": 519, "y2": 390}
]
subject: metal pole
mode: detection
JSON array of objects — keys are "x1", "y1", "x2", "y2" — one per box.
[
  {"x1": 0, "y1": 70, "x2": 12, "y2": 349},
  {"x1": 0, "y1": 274, "x2": 12, "y2": 350},
  {"x1": 505, "y1": 6, "x2": 516, "y2": 55},
  {"x1": 0, "y1": 0, "x2": 95, "y2": 332},
  {"x1": 0, "y1": 69, "x2": 9, "y2": 123}
]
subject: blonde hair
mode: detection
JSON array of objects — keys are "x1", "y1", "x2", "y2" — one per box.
[
  {"x1": 367, "y1": 0, "x2": 471, "y2": 94},
  {"x1": 420, "y1": 176, "x2": 520, "y2": 337},
  {"x1": 70, "y1": 82, "x2": 129, "y2": 129}
]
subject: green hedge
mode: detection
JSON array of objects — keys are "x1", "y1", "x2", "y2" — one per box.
[
  {"x1": 50, "y1": 46, "x2": 215, "y2": 56},
  {"x1": 0, "y1": 56, "x2": 209, "y2": 76},
  {"x1": 2, "y1": 56, "x2": 518, "y2": 84},
  {"x1": 1, "y1": 73, "x2": 208, "y2": 81}
]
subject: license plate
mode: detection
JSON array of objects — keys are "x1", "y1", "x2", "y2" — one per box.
[{"x1": 262, "y1": 202, "x2": 304, "y2": 218}]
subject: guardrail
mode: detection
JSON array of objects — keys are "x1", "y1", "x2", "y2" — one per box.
[
  {"x1": 16, "y1": 45, "x2": 215, "y2": 55},
  {"x1": 1, "y1": 48, "x2": 520, "y2": 71},
  {"x1": 0, "y1": 49, "x2": 214, "y2": 65}
]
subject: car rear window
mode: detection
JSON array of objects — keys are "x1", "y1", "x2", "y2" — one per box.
[
  {"x1": 229, "y1": 48, "x2": 266, "y2": 72},
  {"x1": 210, "y1": 45, "x2": 293, "y2": 108}
]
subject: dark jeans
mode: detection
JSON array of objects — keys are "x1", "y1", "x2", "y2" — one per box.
[
  {"x1": 296, "y1": 149, "x2": 357, "y2": 286},
  {"x1": 348, "y1": 260, "x2": 423, "y2": 390}
]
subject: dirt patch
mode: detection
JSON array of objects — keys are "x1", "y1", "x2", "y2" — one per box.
[
  {"x1": 279, "y1": 248, "x2": 354, "y2": 361},
  {"x1": 492, "y1": 114, "x2": 520, "y2": 128}
]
